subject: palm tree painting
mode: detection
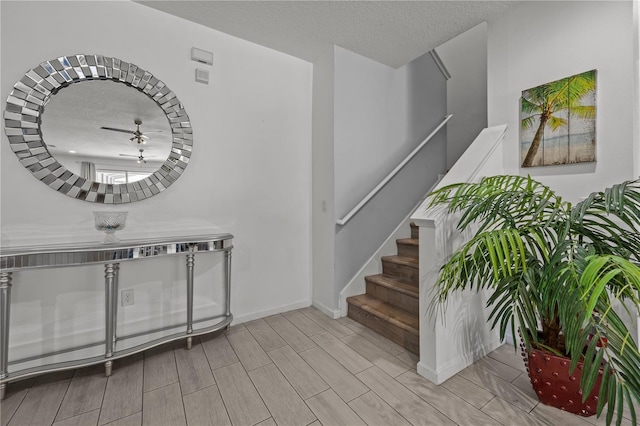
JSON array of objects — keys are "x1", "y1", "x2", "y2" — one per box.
[{"x1": 520, "y1": 70, "x2": 596, "y2": 167}]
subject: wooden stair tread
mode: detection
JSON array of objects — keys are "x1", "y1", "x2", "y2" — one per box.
[
  {"x1": 365, "y1": 274, "x2": 418, "y2": 297},
  {"x1": 381, "y1": 255, "x2": 418, "y2": 268},
  {"x1": 347, "y1": 222, "x2": 421, "y2": 354},
  {"x1": 346, "y1": 294, "x2": 419, "y2": 336},
  {"x1": 396, "y1": 238, "x2": 418, "y2": 246}
]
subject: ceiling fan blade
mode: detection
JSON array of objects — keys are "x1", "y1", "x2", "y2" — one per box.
[{"x1": 101, "y1": 126, "x2": 134, "y2": 134}]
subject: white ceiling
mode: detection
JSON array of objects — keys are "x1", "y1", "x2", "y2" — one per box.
[{"x1": 137, "y1": 0, "x2": 519, "y2": 68}]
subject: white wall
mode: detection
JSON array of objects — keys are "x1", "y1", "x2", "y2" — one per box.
[
  {"x1": 334, "y1": 47, "x2": 407, "y2": 217},
  {"x1": 1, "y1": 1, "x2": 312, "y2": 361},
  {"x1": 486, "y1": 0, "x2": 637, "y2": 344},
  {"x1": 488, "y1": 0, "x2": 635, "y2": 201},
  {"x1": 332, "y1": 47, "x2": 447, "y2": 310},
  {"x1": 436, "y1": 22, "x2": 488, "y2": 170},
  {"x1": 634, "y1": 0, "x2": 640, "y2": 178},
  {"x1": 311, "y1": 46, "x2": 336, "y2": 316}
]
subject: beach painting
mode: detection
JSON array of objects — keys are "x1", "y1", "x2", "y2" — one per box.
[{"x1": 520, "y1": 70, "x2": 596, "y2": 167}]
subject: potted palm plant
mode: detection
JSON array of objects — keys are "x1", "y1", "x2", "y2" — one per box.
[{"x1": 426, "y1": 175, "x2": 640, "y2": 425}]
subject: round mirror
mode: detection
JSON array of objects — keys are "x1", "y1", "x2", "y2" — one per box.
[{"x1": 3, "y1": 54, "x2": 192, "y2": 203}]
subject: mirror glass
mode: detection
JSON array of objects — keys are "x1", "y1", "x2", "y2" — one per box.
[
  {"x1": 41, "y1": 80, "x2": 172, "y2": 183},
  {"x1": 4, "y1": 54, "x2": 192, "y2": 203}
]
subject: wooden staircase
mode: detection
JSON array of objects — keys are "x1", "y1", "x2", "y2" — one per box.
[{"x1": 346, "y1": 223, "x2": 420, "y2": 354}]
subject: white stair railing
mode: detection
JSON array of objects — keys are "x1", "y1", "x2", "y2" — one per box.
[{"x1": 336, "y1": 114, "x2": 453, "y2": 226}]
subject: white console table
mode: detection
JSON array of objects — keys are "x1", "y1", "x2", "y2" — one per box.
[{"x1": 0, "y1": 233, "x2": 233, "y2": 399}]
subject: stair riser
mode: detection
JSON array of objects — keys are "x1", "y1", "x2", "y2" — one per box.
[
  {"x1": 396, "y1": 242, "x2": 418, "y2": 260},
  {"x1": 366, "y1": 282, "x2": 418, "y2": 315},
  {"x1": 382, "y1": 260, "x2": 418, "y2": 284},
  {"x1": 348, "y1": 304, "x2": 419, "y2": 355},
  {"x1": 410, "y1": 224, "x2": 419, "y2": 239}
]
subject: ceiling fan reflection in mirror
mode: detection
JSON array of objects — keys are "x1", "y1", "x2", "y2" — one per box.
[
  {"x1": 100, "y1": 118, "x2": 164, "y2": 145},
  {"x1": 119, "y1": 147, "x2": 155, "y2": 164}
]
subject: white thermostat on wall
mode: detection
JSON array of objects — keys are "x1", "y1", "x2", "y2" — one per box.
[{"x1": 191, "y1": 47, "x2": 213, "y2": 65}]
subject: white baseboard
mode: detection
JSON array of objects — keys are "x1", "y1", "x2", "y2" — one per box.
[
  {"x1": 417, "y1": 361, "x2": 448, "y2": 384},
  {"x1": 417, "y1": 336, "x2": 502, "y2": 384},
  {"x1": 312, "y1": 300, "x2": 342, "y2": 319},
  {"x1": 231, "y1": 299, "x2": 312, "y2": 324}
]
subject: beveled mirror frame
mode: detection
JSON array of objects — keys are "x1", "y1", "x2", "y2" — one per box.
[{"x1": 3, "y1": 54, "x2": 192, "y2": 203}]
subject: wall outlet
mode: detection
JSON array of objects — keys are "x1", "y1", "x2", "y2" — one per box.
[{"x1": 121, "y1": 289, "x2": 134, "y2": 307}]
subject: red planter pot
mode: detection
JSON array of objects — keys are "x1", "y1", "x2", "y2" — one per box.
[{"x1": 521, "y1": 343, "x2": 604, "y2": 416}]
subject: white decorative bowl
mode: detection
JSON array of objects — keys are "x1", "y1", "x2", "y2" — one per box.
[{"x1": 94, "y1": 211, "x2": 128, "y2": 244}]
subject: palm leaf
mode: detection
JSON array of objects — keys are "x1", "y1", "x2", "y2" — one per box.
[
  {"x1": 521, "y1": 115, "x2": 538, "y2": 130},
  {"x1": 548, "y1": 115, "x2": 568, "y2": 131},
  {"x1": 570, "y1": 105, "x2": 596, "y2": 120}
]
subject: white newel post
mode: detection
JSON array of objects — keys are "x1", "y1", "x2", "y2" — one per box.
[
  {"x1": 413, "y1": 211, "x2": 501, "y2": 384},
  {"x1": 413, "y1": 217, "x2": 442, "y2": 383}
]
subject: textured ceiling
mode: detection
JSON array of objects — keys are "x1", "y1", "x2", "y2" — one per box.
[{"x1": 138, "y1": 0, "x2": 518, "y2": 68}]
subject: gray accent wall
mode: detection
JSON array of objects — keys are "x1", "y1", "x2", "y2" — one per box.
[
  {"x1": 333, "y1": 47, "x2": 447, "y2": 306},
  {"x1": 436, "y1": 22, "x2": 488, "y2": 170}
]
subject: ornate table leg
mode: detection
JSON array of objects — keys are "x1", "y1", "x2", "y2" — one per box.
[
  {"x1": 0, "y1": 272, "x2": 12, "y2": 400},
  {"x1": 225, "y1": 250, "x2": 232, "y2": 330},
  {"x1": 104, "y1": 263, "x2": 118, "y2": 376},
  {"x1": 112, "y1": 264, "x2": 119, "y2": 352},
  {"x1": 186, "y1": 252, "x2": 194, "y2": 350}
]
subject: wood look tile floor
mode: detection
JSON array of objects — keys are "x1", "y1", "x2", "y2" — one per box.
[{"x1": 1, "y1": 307, "x2": 632, "y2": 426}]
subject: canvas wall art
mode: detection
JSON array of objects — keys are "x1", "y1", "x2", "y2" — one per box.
[{"x1": 520, "y1": 70, "x2": 596, "y2": 168}]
